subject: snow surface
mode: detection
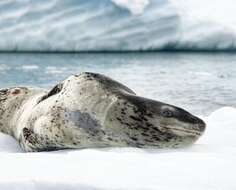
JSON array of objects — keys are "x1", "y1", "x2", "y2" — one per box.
[
  {"x1": 1, "y1": 0, "x2": 236, "y2": 51},
  {"x1": 0, "y1": 106, "x2": 235, "y2": 190}
]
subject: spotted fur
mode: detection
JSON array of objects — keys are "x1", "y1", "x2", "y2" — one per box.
[{"x1": 0, "y1": 72, "x2": 206, "y2": 152}]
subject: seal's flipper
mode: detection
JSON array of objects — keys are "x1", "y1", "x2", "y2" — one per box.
[
  {"x1": 21, "y1": 127, "x2": 63, "y2": 152},
  {"x1": 20, "y1": 127, "x2": 40, "y2": 152},
  {"x1": 23, "y1": 128, "x2": 38, "y2": 144}
]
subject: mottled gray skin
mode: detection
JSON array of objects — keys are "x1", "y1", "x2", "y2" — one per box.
[{"x1": 0, "y1": 72, "x2": 206, "y2": 152}]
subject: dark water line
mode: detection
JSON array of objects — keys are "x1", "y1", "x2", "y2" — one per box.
[{"x1": 0, "y1": 49, "x2": 236, "y2": 55}]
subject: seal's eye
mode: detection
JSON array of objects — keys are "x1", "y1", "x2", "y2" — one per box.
[
  {"x1": 161, "y1": 110, "x2": 173, "y2": 118},
  {"x1": 11, "y1": 88, "x2": 21, "y2": 95}
]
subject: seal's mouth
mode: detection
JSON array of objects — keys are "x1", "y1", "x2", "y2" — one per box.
[{"x1": 163, "y1": 126, "x2": 202, "y2": 136}]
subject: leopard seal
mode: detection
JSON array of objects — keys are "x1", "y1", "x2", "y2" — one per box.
[{"x1": 0, "y1": 72, "x2": 206, "y2": 152}]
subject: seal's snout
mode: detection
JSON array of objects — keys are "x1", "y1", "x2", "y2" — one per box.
[
  {"x1": 197, "y1": 118, "x2": 206, "y2": 133},
  {"x1": 157, "y1": 104, "x2": 207, "y2": 139},
  {"x1": 189, "y1": 115, "x2": 206, "y2": 133}
]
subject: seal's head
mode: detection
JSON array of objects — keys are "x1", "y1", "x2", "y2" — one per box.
[
  {"x1": 105, "y1": 92, "x2": 206, "y2": 148},
  {"x1": 0, "y1": 87, "x2": 32, "y2": 135},
  {"x1": 155, "y1": 103, "x2": 206, "y2": 147},
  {"x1": 158, "y1": 105, "x2": 205, "y2": 137}
]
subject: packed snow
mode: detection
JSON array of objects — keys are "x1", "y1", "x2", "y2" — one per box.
[
  {"x1": 0, "y1": 106, "x2": 235, "y2": 190},
  {"x1": 0, "y1": 0, "x2": 236, "y2": 51}
]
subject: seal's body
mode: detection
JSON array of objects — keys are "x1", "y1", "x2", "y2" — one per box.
[{"x1": 0, "y1": 72, "x2": 206, "y2": 152}]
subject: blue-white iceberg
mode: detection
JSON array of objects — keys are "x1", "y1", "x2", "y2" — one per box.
[{"x1": 0, "y1": 0, "x2": 236, "y2": 51}]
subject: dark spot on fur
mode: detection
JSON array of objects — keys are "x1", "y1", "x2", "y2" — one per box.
[
  {"x1": 146, "y1": 123, "x2": 153, "y2": 127},
  {"x1": 139, "y1": 116, "x2": 147, "y2": 122},
  {"x1": 123, "y1": 122, "x2": 131, "y2": 127},
  {"x1": 146, "y1": 113, "x2": 154, "y2": 118},
  {"x1": 23, "y1": 128, "x2": 31, "y2": 138},
  {"x1": 131, "y1": 137, "x2": 138, "y2": 141},
  {"x1": 141, "y1": 133, "x2": 150, "y2": 137},
  {"x1": 152, "y1": 127, "x2": 161, "y2": 132},
  {"x1": 121, "y1": 110, "x2": 126, "y2": 115},
  {"x1": 0, "y1": 97, "x2": 7, "y2": 102},
  {"x1": 129, "y1": 115, "x2": 142, "y2": 122},
  {"x1": 0, "y1": 89, "x2": 8, "y2": 95},
  {"x1": 152, "y1": 136, "x2": 161, "y2": 141},
  {"x1": 145, "y1": 139, "x2": 154, "y2": 143},
  {"x1": 136, "y1": 124, "x2": 149, "y2": 131},
  {"x1": 136, "y1": 143, "x2": 146, "y2": 147},
  {"x1": 23, "y1": 128, "x2": 37, "y2": 144},
  {"x1": 0, "y1": 89, "x2": 9, "y2": 102},
  {"x1": 38, "y1": 83, "x2": 63, "y2": 104}
]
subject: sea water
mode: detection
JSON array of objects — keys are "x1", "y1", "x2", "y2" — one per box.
[{"x1": 0, "y1": 52, "x2": 235, "y2": 116}]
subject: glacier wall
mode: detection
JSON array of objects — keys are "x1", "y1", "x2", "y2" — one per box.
[{"x1": 0, "y1": 0, "x2": 236, "y2": 52}]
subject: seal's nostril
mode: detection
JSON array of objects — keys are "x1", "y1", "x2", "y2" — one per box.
[
  {"x1": 198, "y1": 121, "x2": 206, "y2": 132},
  {"x1": 190, "y1": 116, "x2": 206, "y2": 132}
]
